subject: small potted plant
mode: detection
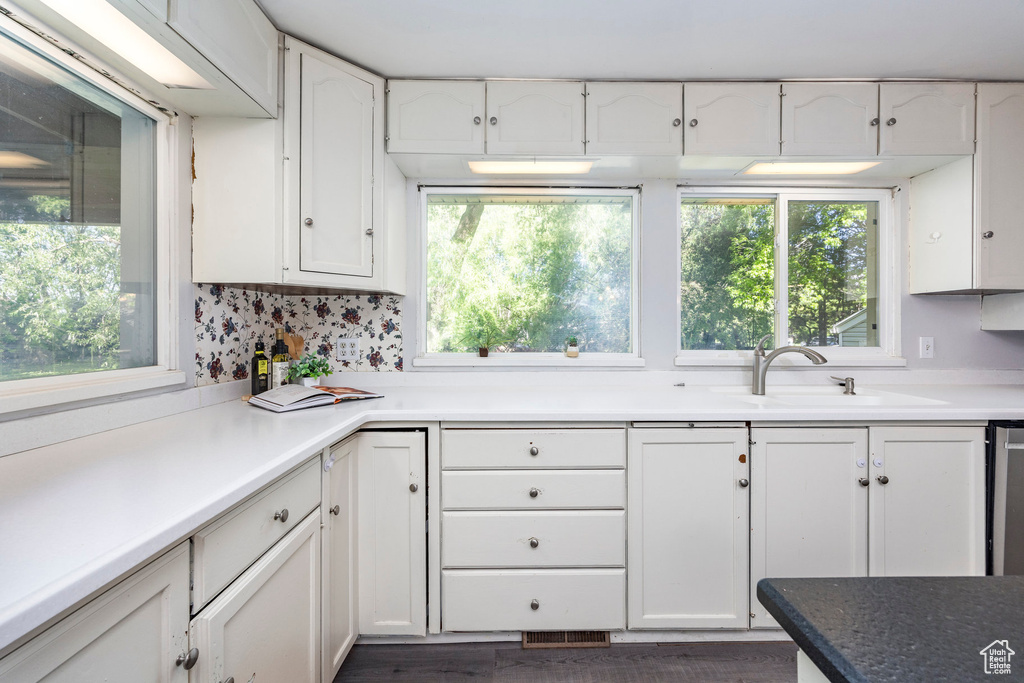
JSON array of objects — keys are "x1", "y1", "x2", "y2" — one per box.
[
  {"x1": 460, "y1": 309, "x2": 512, "y2": 357},
  {"x1": 286, "y1": 352, "x2": 333, "y2": 386},
  {"x1": 565, "y1": 336, "x2": 580, "y2": 358}
]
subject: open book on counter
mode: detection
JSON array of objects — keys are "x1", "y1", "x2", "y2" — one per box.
[{"x1": 248, "y1": 384, "x2": 383, "y2": 413}]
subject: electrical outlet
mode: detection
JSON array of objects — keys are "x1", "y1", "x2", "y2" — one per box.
[
  {"x1": 919, "y1": 336, "x2": 934, "y2": 359},
  {"x1": 336, "y1": 335, "x2": 360, "y2": 362}
]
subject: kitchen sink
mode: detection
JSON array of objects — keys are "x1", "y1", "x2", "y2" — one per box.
[{"x1": 709, "y1": 385, "x2": 948, "y2": 407}]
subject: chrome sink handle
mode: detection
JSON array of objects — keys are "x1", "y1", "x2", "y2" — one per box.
[
  {"x1": 754, "y1": 334, "x2": 771, "y2": 356},
  {"x1": 830, "y1": 376, "x2": 856, "y2": 395}
]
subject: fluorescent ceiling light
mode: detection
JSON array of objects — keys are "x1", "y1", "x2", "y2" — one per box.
[
  {"x1": 468, "y1": 160, "x2": 593, "y2": 175},
  {"x1": 0, "y1": 151, "x2": 49, "y2": 168},
  {"x1": 743, "y1": 161, "x2": 881, "y2": 175},
  {"x1": 37, "y1": 0, "x2": 213, "y2": 89}
]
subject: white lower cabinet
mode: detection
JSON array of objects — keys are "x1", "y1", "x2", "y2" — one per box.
[
  {"x1": 626, "y1": 427, "x2": 750, "y2": 629},
  {"x1": 189, "y1": 510, "x2": 321, "y2": 683},
  {"x1": 322, "y1": 437, "x2": 358, "y2": 683},
  {"x1": 0, "y1": 544, "x2": 190, "y2": 683}
]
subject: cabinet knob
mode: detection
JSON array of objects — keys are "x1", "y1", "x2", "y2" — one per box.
[
  {"x1": 983, "y1": 231, "x2": 995, "y2": 239},
  {"x1": 689, "y1": 118, "x2": 698, "y2": 127},
  {"x1": 175, "y1": 648, "x2": 199, "y2": 670},
  {"x1": 529, "y1": 487, "x2": 540, "y2": 498},
  {"x1": 473, "y1": 116, "x2": 481, "y2": 125},
  {"x1": 870, "y1": 118, "x2": 880, "y2": 126},
  {"x1": 529, "y1": 446, "x2": 539, "y2": 456},
  {"x1": 738, "y1": 478, "x2": 749, "y2": 488},
  {"x1": 304, "y1": 217, "x2": 313, "y2": 226},
  {"x1": 529, "y1": 537, "x2": 539, "y2": 548},
  {"x1": 877, "y1": 475, "x2": 890, "y2": 485},
  {"x1": 410, "y1": 483, "x2": 419, "y2": 493},
  {"x1": 673, "y1": 118, "x2": 682, "y2": 127},
  {"x1": 365, "y1": 228, "x2": 374, "y2": 236},
  {"x1": 531, "y1": 599, "x2": 540, "y2": 610},
  {"x1": 329, "y1": 505, "x2": 340, "y2": 515},
  {"x1": 273, "y1": 509, "x2": 289, "y2": 523},
  {"x1": 489, "y1": 116, "x2": 498, "y2": 125},
  {"x1": 887, "y1": 117, "x2": 897, "y2": 126},
  {"x1": 858, "y1": 477, "x2": 870, "y2": 487}
]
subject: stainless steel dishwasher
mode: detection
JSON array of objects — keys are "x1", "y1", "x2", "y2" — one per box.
[{"x1": 991, "y1": 423, "x2": 1024, "y2": 575}]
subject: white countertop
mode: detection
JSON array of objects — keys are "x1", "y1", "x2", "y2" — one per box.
[{"x1": 2, "y1": 381, "x2": 1023, "y2": 654}]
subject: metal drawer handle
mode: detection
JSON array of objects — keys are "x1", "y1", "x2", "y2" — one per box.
[
  {"x1": 273, "y1": 509, "x2": 289, "y2": 523},
  {"x1": 329, "y1": 505, "x2": 340, "y2": 515},
  {"x1": 529, "y1": 537, "x2": 539, "y2": 548},
  {"x1": 738, "y1": 478, "x2": 749, "y2": 488},
  {"x1": 689, "y1": 118, "x2": 698, "y2": 127},
  {"x1": 531, "y1": 599, "x2": 540, "y2": 610},
  {"x1": 983, "y1": 231, "x2": 995, "y2": 239},
  {"x1": 176, "y1": 648, "x2": 199, "y2": 670},
  {"x1": 410, "y1": 483, "x2": 419, "y2": 493},
  {"x1": 870, "y1": 118, "x2": 880, "y2": 126},
  {"x1": 887, "y1": 117, "x2": 897, "y2": 126},
  {"x1": 473, "y1": 116, "x2": 481, "y2": 125},
  {"x1": 529, "y1": 446, "x2": 539, "y2": 456},
  {"x1": 673, "y1": 118, "x2": 682, "y2": 127},
  {"x1": 489, "y1": 116, "x2": 498, "y2": 125},
  {"x1": 858, "y1": 478, "x2": 869, "y2": 487},
  {"x1": 877, "y1": 475, "x2": 890, "y2": 485},
  {"x1": 529, "y1": 488, "x2": 540, "y2": 498}
]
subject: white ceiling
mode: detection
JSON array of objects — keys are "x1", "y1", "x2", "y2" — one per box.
[{"x1": 257, "y1": 0, "x2": 1024, "y2": 81}]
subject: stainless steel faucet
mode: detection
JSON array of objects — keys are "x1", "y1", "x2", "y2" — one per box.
[{"x1": 751, "y1": 334, "x2": 828, "y2": 395}]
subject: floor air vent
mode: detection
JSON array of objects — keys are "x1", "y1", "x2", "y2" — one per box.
[{"x1": 522, "y1": 630, "x2": 611, "y2": 649}]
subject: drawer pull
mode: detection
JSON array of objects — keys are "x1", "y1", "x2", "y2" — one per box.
[
  {"x1": 529, "y1": 537, "x2": 539, "y2": 548},
  {"x1": 529, "y1": 488, "x2": 540, "y2": 498},
  {"x1": 877, "y1": 475, "x2": 890, "y2": 485},
  {"x1": 175, "y1": 648, "x2": 199, "y2": 670},
  {"x1": 858, "y1": 478, "x2": 870, "y2": 487},
  {"x1": 531, "y1": 599, "x2": 540, "y2": 610},
  {"x1": 273, "y1": 509, "x2": 289, "y2": 523},
  {"x1": 410, "y1": 483, "x2": 419, "y2": 493},
  {"x1": 329, "y1": 505, "x2": 340, "y2": 515},
  {"x1": 529, "y1": 446, "x2": 539, "y2": 456},
  {"x1": 738, "y1": 478, "x2": 749, "y2": 488}
]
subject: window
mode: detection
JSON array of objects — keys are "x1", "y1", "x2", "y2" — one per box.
[
  {"x1": 679, "y1": 188, "x2": 897, "y2": 365},
  {"x1": 0, "y1": 23, "x2": 178, "y2": 411},
  {"x1": 420, "y1": 188, "x2": 639, "y2": 365}
]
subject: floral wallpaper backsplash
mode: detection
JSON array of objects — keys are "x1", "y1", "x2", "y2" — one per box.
[{"x1": 194, "y1": 284, "x2": 403, "y2": 386}]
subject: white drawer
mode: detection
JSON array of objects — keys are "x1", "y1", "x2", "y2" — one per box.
[
  {"x1": 442, "y1": 569, "x2": 626, "y2": 632},
  {"x1": 442, "y1": 429, "x2": 626, "y2": 469},
  {"x1": 442, "y1": 470, "x2": 625, "y2": 510},
  {"x1": 442, "y1": 510, "x2": 625, "y2": 568},
  {"x1": 192, "y1": 457, "x2": 320, "y2": 612}
]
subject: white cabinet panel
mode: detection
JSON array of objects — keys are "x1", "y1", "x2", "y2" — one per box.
[
  {"x1": 0, "y1": 544, "x2": 189, "y2": 683},
  {"x1": 781, "y1": 83, "x2": 878, "y2": 156},
  {"x1": 442, "y1": 428, "x2": 625, "y2": 469},
  {"x1": 442, "y1": 470, "x2": 625, "y2": 510},
  {"x1": 749, "y1": 428, "x2": 868, "y2": 628},
  {"x1": 627, "y1": 428, "x2": 749, "y2": 629},
  {"x1": 585, "y1": 82, "x2": 682, "y2": 155},
  {"x1": 879, "y1": 83, "x2": 975, "y2": 155},
  {"x1": 387, "y1": 80, "x2": 485, "y2": 154},
  {"x1": 486, "y1": 81, "x2": 585, "y2": 155},
  {"x1": 908, "y1": 156, "x2": 975, "y2": 293},
  {"x1": 357, "y1": 431, "x2": 426, "y2": 636},
  {"x1": 868, "y1": 427, "x2": 985, "y2": 577},
  {"x1": 684, "y1": 83, "x2": 780, "y2": 155},
  {"x1": 322, "y1": 440, "x2": 357, "y2": 683}
]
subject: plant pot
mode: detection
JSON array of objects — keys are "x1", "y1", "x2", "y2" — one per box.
[
  {"x1": 478, "y1": 347, "x2": 489, "y2": 358},
  {"x1": 298, "y1": 376, "x2": 319, "y2": 387},
  {"x1": 566, "y1": 346, "x2": 579, "y2": 358}
]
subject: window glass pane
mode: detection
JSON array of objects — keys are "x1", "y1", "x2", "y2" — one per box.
[
  {"x1": 426, "y1": 193, "x2": 633, "y2": 353},
  {"x1": 680, "y1": 198, "x2": 774, "y2": 350},
  {"x1": 787, "y1": 201, "x2": 878, "y2": 347},
  {"x1": 0, "y1": 34, "x2": 156, "y2": 382}
]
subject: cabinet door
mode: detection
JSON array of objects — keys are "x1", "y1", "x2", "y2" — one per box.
[
  {"x1": 781, "y1": 83, "x2": 878, "y2": 156},
  {"x1": 749, "y1": 428, "x2": 868, "y2": 628},
  {"x1": 387, "y1": 80, "x2": 485, "y2": 154},
  {"x1": 0, "y1": 544, "x2": 189, "y2": 683},
  {"x1": 684, "y1": 83, "x2": 780, "y2": 155},
  {"x1": 627, "y1": 427, "x2": 748, "y2": 629},
  {"x1": 322, "y1": 441, "x2": 357, "y2": 683},
  {"x1": 868, "y1": 427, "x2": 985, "y2": 577},
  {"x1": 879, "y1": 83, "x2": 975, "y2": 155},
  {"x1": 976, "y1": 84, "x2": 1024, "y2": 290},
  {"x1": 298, "y1": 49, "x2": 376, "y2": 278},
  {"x1": 357, "y1": 431, "x2": 427, "y2": 636},
  {"x1": 585, "y1": 82, "x2": 682, "y2": 155},
  {"x1": 486, "y1": 81, "x2": 585, "y2": 155},
  {"x1": 190, "y1": 511, "x2": 320, "y2": 683}
]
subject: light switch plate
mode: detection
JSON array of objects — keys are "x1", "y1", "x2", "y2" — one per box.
[
  {"x1": 336, "y1": 335, "x2": 360, "y2": 362},
  {"x1": 919, "y1": 336, "x2": 934, "y2": 359}
]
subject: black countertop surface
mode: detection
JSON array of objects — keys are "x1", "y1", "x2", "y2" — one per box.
[{"x1": 757, "y1": 576, "x2": 1024, "y2": 682}]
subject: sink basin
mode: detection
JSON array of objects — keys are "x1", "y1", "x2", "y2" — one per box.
[{"x1": 709, "y1": 385, "x2": 947, "y2": 407}]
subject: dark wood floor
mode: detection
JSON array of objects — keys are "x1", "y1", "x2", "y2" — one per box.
[{"x1": 333, "y1": 640, "x2": 798, "y2": 683}]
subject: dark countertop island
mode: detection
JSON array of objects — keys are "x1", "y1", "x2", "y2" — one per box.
[{"x1": 757, "y1": 576, "x2": 1024, "y2": 682}]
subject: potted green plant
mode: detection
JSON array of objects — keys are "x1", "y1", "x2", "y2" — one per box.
[
  {"x1": 459, "y1": 308, "x2": 512, "y2": 357},
  {"x1": 565, "y1": 336, "x2": 580, "y2": 358},
  {"x1": 286, "y1": 352, "x2": 333, "y2": 386}
]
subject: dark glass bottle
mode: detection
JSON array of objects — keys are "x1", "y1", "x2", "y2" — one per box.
[{"x1": 251, "y1": 341, "x2": 269, "y2": 395}]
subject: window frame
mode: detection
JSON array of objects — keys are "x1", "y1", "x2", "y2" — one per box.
[
  {"x1": 414, "y1": 186, "x2": 643, "y2": 368},
  {"x1": 675, "y1": 186, "x2": 903, "y2": 368},
  {"x1": 0, "y1": 16, "x2": 184, "y2": 415}
]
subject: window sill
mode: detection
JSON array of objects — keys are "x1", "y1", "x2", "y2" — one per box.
[
  {"x1": 413, "y1": 354, "x2": 646, "y2": 369},
  {"x1": 0, "y1": 366, "x2": 188, "y2": 415},
  {"x1": 674, "y1": 354, "x2": 908, "y2": 368}
]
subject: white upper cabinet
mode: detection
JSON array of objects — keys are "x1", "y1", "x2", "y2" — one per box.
[
  {"x1": 486, "y1": 81, "x2": 585, "y2": 155},
  {"x1": 585, "y1": 82, "x2": 682, "y2": 155},
  {"x1": 879, "y1": 83, "x2": 975, "y2": 155},
  {"x1": 781, "y1": 83, "x2": 879, "y2": 156},
  {"x1": 683, "y1": 83, "x2": 781, "y2": 156},
  {"x1": 387, "y1": 80, "x2": 485, "y2": 154},
  {"x1": 168, "y1": 0, "x2": 279, "y2": 115}
]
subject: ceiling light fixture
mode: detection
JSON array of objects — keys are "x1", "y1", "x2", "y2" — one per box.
[
  {"x1": 36, "y1": 0, "x2": 213, "y2": 89},
  {"x1": 468, "y1": 160, "x2": 594, "y2": 175},
  {"x1": 743, "y1": 161, "x2": 882, "y2": 175}
]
